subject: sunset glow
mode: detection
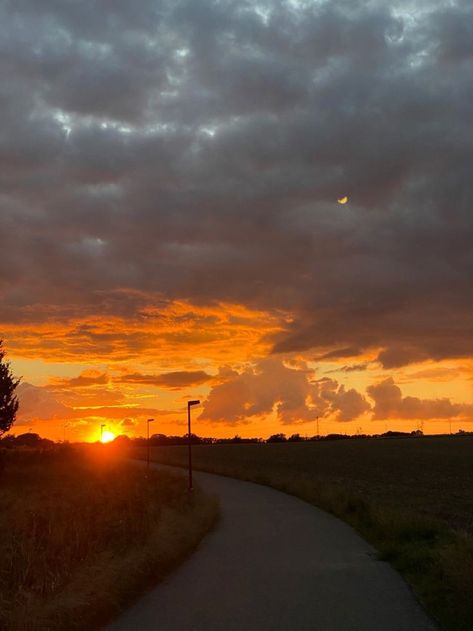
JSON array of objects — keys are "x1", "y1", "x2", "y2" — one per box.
[
  {"x1": 100, "y1": 430, "x2": 116, "y2": 444},
  {"x1": 1, "y1": 0, "x2": 471, "y2": 443}
]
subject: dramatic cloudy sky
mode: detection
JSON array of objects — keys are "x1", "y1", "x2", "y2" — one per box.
[{"x1": 1, "y1": 0, "x2": 472, "y2": 441}]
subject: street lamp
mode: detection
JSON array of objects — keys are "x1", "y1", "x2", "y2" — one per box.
[
  {"x1": 100, "y1": 424, "x2": 106, "y2": 442},
  {"x1": 187, "y1": 400, "x2": 200, "y2": 491},
  {"x1": 147, "y1": 418, "x2": 155, "y2": 471}
]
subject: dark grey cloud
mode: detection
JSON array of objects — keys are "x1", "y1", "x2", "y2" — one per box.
[
  {"x1": 1, "y1": 0, "x2": 472, "y2": 367},
  {"x1": 50, "y1": 371, "x2": 109, "y2": 388},
  {"x1": 118, "y1": 370, "x2": 212, "y2": 389},
  {"x1": 329, "y1": 362, "x2": 369, "y2": 373}
]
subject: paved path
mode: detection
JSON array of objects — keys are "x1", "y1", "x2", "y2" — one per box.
[{"x1": 108, "y1": 465, "x2": 438, "y2": 631}]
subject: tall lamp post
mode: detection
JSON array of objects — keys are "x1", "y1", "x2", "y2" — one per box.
[
  {"x1": 100, "y1": 424, "x2": 106, "y2": 442},
  {"x1": 187, "y1": 400, "x2": 200, "y2": 491},
  {"x1": 147, "y1": 418, "x2": 155, "y2": 471}
]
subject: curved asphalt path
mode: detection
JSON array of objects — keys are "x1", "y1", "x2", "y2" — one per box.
[{"x1": 108, "y1": 465, "x2": 438, "y2": 631}]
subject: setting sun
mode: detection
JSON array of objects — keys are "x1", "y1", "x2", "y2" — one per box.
[{"x1": 101, "y1": 430, "x2": 116, "y2": 444}]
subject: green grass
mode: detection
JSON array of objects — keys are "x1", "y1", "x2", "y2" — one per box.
[
  {"x1": 0, "y1": 445, "x2": 218, "y2": 630},
  {"x1": 140, "y1": 436, "x2": 473, "y2": 630}
]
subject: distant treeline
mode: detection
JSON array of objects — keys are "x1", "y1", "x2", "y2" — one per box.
[
  {"x1": 1, "y1": 432, "x2": 56, "y2": 448},
  {"x1": 1, "y1": 429, "x2": 471, "y2": 449},
  {"x1": 116, "y1": 428, "x2": 472, "y2": 447}
]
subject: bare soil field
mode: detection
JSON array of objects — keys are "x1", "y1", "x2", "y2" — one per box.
[
  {"x1": 148, "y1": 436, "x2": 473, "y2": 532},
  {"x1": 143, "y1": 436, "x2": 473, "y2": 630}
]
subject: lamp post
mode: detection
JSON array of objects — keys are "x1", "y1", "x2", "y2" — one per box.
[
  {"x1": 147, "y1": 418, "x2": 155, "y2": 471},
  {"x1": 100, "y1": 424, "x2": 106, "y2": 442},
  {"x1": 187, "y1": 400, "x2": 200, "y2": 491}
]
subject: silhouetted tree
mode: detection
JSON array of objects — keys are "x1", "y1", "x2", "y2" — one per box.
[
  {"x1": 320, "y1": 433, "x2": 347, "y2": 441},
  {"x1": 215, "y1": 435, "x2": 261, "y2": 444},
  {"x1": 14, "y1": 432, "x2": 54, "y2": 448},
  {"x1": 0, "y1": 341, "x2": 20, "y2": 437},
  {"x1": 381, "y1": 430, "x2": 410, "y2": 439},
  {"x1": 267, "y1": 433, "x2": 287, "y2": 443},
  {"x1": 113, "y1": 434, "x2": 131, "y2": 443}
]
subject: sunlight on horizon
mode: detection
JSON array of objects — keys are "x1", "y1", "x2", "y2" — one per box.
[{"x1": 100, "y1": 430, "x2": 116, "y2": 444}]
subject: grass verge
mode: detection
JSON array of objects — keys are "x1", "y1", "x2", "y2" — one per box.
[
  {"x1": 140, "y1": 441, "x2": 473, "y2": 630},
  {"x1": 0, "y1": 446, "x2": 218, "y2": 630}
]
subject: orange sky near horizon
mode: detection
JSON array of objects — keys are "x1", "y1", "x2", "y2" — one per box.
[{"x1": 5, "y1": 299, "x2": 472, "y2": 443}]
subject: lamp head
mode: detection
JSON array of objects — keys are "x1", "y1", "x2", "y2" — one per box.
[{"x1": 188, "y1": 400, "x2": 200, "y2": 407}]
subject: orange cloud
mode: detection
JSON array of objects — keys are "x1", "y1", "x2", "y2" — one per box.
[
  {"x1": 17, "y1": 383, "x2": 172, "y2": 422},
  {"x1": 49, "y1": 370, "x2": 109, "y2": 388},
  {"x1": 120, "y1": 418, "x2": 136, "y2": 427},
  {"x1": 3, "y1": 298, "x2": 285, "y2": 366},
  {"x1": 45, "y1": 388, "x2": 126, "y2": 408},
  {"x1": 407, "y1": 365, "x2": 472, "y2": 383},
  {"x1": 367, "y1": 378, "x2": 473, "y2": 421},
  {"x1": 200, "y1": 359, "x2": 371, "y2": 426}
]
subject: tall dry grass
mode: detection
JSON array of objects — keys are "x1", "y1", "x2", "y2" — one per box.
[{"x1": 0, "y1": 446, "x2": 218, "y2": 630}]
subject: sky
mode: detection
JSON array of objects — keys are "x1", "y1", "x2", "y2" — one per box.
[{"x1": 1, "y1": 0, "x2": 472, "y2": 442}]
